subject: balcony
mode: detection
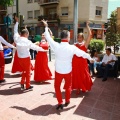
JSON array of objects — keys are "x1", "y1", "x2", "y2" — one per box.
[
  {"x1": 38, "y1": 0, "x2": 59, "y2": 6},
  {"x1": 38, "y1": 14, "x2": 59, "y2": 21}
]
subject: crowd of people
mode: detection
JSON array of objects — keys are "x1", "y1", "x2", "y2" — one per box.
[{"x1": 0, "y1": 16, "x2": 117, "y2": 110}]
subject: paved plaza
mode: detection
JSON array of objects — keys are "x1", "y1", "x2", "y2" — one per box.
[{"x1": 0, "y1": 59, "x2": 120, "y2": 120}]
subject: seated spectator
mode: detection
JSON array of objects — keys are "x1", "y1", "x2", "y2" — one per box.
[
  {"x1": 97, "y1": 48, "x2": 117, "y2": 81},
  {"x1": 89, "y1": 49, "x2": 102, "y2": 76}
]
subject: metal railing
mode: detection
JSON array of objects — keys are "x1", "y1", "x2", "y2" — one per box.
[
  {"x1": 38, "y1": 14, "x2": 59, "y2": 21},
  {"x1": 39, "y1": 0, "x2": 59, "y2": 5}
]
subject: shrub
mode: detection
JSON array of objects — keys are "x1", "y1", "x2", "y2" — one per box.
[{"x1": 88, "y1": 39, "x2": 105, "y2": 52}]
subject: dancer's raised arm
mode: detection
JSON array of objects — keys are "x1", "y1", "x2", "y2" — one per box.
[{"x1": 84, "y1": 21, "x2": 92, "y2": 48}]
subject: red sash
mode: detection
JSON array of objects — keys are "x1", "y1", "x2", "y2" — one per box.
[{"x1": 61, "y1": 39, "x2": 68, "y2": 42}]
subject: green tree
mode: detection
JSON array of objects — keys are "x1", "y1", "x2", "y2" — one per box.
[
  {"x1": 0, "y1": 0, "x2": 13, "y2": 6},
  {"x1": 106, "y1": 11, "x2": 120, "y2": 46}
]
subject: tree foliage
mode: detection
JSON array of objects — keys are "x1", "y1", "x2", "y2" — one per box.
[
  {"x1": 0, "y1": 0, "x2": 13, "y2": 6},
  {"x1": 106, "y1": 11, "x2": 120, "y2": 46}
]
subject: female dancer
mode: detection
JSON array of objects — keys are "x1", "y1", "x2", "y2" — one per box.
[
  {"x1": 0, "y1": 36, "x2": 15, "y2": 83},
  {"x1": 72, "y1": 21, "x2": 93, "y2": 94},
  {"x1": 34, "y1": 33, "x2": 52, "y2": 82}
]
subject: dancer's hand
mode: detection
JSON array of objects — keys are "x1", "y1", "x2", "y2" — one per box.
[
  {"x1": 41, "y1": 50, "x2": 48, "y2": 52},
  {"x1": 34, "y1": 42, "x2": 39, "y2": 46},
  {"x1": 41, "y1": 19, "x2": 48, "y2": 27},
  {"x1": 90, "y1": 59, "x2": 94, "y2": 63},
  {"x1": 86, "y1": 21, "x2": 90, "y2": 26},
  {"x1": 25, "y1": 25, "x2": 27, "y2": 29}
]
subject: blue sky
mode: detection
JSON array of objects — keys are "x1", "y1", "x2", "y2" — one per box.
[{"x1": 108, "y1": 0, "x2": 120, "y2": 18}]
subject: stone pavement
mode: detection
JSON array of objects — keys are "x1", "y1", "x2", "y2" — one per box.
[{"x1": 0, "y1": 60, "x2": 120, "y2": 120}]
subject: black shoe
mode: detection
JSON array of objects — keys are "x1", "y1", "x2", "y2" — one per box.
[
  {"x1": 56, "y1": 104, "x2": 63, "y2": 110},
  {"x1": 21, "y1": 84, "x2": 24, "y2": 90},
  {"x1": 102, "y1": 78, "x2": 107, "y2": 81},
  {"x1": 26, "y1": 86, "x2": 33, "y2": 90},
  {"x1": 0, "y1": 79, "x2": 6, "y2": 83},
  {"x1": 97, "y1": 75, "x2": 103, "y2": 78},
  {"x1": 64, "y1": 102, "x2": 70, "y2": 107}
]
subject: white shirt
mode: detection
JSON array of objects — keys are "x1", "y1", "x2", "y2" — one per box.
[
  {"x1": 44, "y1": 27, "x2": 92, "y2": 74},
  {"x1": 14, "y1": 22, "x2": 45, "y2": 58},
  {"x1": 0, "y1": 36, "x2": 15, "y2": 50},
  {"x1": 102, "y1": 53, "x2": 117, "y2": 66}
]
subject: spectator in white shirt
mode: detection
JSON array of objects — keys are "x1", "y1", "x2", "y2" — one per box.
[
  {"x1": 0, "y1": 36, "x2": 15, "y2": 83},
  {"x1": 97, "y1": 48, "x2": 117, "y2": 81},
  {"x1": 42, "y1": 20, "x2": 94, "y2": 110},
  {"x1": 14, "y1": 17, "x2": 45, "y2": 90}
]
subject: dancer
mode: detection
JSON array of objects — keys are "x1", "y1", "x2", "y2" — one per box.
[
  {"x1": 34, "y1": 33, "x2": 52, "y2": 82},
  {"x1": 42, "y1": 20, "x2": 93, "y2": 110},
  {"x1": 11, "y1": 25, "x2": 26, "y2": 74},
  {"x1": 11, "y1": 26, "x2": 34, "y2": 74},
  {"x1": 0, "y1": 36, "x2": 15, "y2": 83},
  {"x1": 72, "y1": 21, "x2": 93, "y2": 94},
  {"x1": 13, "y1": 17, "x2": 45, "y2": 90}
]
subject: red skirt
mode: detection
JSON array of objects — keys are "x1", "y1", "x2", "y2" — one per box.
[
  {"x1": 72, "y1": 57, "x2": 93, "y2": 91},
  {"x1": 0, "y1": 51, "x2": 5, "y2": 80},
  {"x1": 11, "y1": 51, "x2": 22, "y2": 73},
  {"x1": 34, "y1": 52, "x2": 52, "y2": 82}
]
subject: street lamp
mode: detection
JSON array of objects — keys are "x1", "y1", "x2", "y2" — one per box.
[
  {"x1": 73, "y1": 0, "x2": 78, "y2": 43},
  {"x1": 16, "y1": 0, "x2": 19, "y2": 17}
]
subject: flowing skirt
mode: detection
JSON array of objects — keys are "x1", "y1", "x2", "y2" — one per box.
[{"x1": 34, "y1": 52, "x2": 52, "y2": 82}]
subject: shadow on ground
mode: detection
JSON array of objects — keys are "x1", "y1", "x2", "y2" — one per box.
[
  {"x1": 11, "y1": 105, "x2": 76, "y2": 116},
  {"x1": 4, "y1": 73, "x2": 21, "y2": 78}
]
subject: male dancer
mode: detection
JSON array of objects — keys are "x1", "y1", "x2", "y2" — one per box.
[
  {"x1": 0, "y1": 36, "x2": 15, "y2": 83},
  {"x1": 14, "y1": 17, "x2": 45, "y2": 90},
  {"x1": 42, "y1": 20, "x2": 94, "y2": 110}
]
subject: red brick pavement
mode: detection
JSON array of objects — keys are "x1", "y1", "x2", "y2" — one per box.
[{"x1": 0, "y1": 60, "x2": 120, "y2": 120}]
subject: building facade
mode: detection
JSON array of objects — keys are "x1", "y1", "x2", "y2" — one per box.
[
  {"x1": 117, "y1": 7, "x2": 120, "y2": 25},
  {"x1": 117, "y1": 7, "x2": 120, "y2": 34},
  {"x1": 7, "y1": 0, "x2": 40, "y2": 36},
  {"x1": 7, "y1": 0, "x2": 108, "y2": 39}
]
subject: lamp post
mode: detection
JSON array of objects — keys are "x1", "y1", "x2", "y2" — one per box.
[
  {"x1": 6, "y1": 15, "x2": 9, "y2": 42},
  {"x1": 16, "y1": 0, "x2": 19, "y2": 17},
  {"x1": 73, "y1": 0, "x2": 78, "y2": 43}
]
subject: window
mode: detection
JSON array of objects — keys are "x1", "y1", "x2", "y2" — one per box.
[
  {"x1": 61, "y1": 7, "x2": 68, "y2": 16},
  {"x1": 28, "y1": 11, "x2": 33, "y2": 19},
  {"x1": 96, "y1": 6, "x2": 102, "y2": 16},
  {"x1": 28, "y1": 0, "x2": 33, "y2": 3},
  {"x1": 48, "y1": 0, "x2": 58, "y2": 2},
  {"x1": 13, "y1": 0, "x2": 16, "y2": 5},
  {"x1": 34, "y1": 10, "x2": 40, "y2": 19},
  {"x1": 48, "y1": 8, "x2": 56, "y2": 15}
]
